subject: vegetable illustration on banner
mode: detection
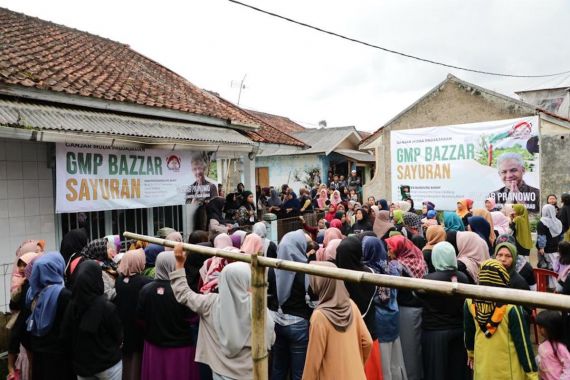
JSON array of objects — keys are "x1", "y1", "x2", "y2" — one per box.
[{"x1": 390, "y1": 117, "x2": 540, "y2": 212}]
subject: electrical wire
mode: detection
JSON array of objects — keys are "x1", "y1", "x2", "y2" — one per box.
[{"x1": 228, "y1": 0, "x2": 570, "y2": 79}]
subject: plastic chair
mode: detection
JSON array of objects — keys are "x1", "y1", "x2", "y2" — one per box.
[{"x1": 530, "y1": 268, "x2": 559, "y2": 344}]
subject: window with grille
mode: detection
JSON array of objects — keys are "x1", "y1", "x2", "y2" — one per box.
[{"x1": 61, "y1": 211, "x2": 106, "y2": 242}]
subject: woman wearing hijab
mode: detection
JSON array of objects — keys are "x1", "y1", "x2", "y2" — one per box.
[
  {"x1": 114, "y1": 249, "x2": 152, "y2": 380},
  {"x1": 267, "y1": 188, "x2": 283, "y2": 214},
  {"x1": 352, "y1": 208, "x2": 373, "y2": 234},
  {"x1": 324, "y1": 239, "x2": 342, "y2": 262},
  {"x1": 392, "y1": 210, "x2": 406, "y2": 235},
  {"x1": 537, "y1": 204, "x2": 563, "y2": 271},
  {"x1": 416, "y1": 242, "x2": 470, "y2": 380},
  {"x1": 72, "y1": 236, "x2": 120, "y2": 300},
  {"x1": 137, "y1": 252, "x2": 199, "y2": 380},
  {"x1": 316, "y1": 188, "x2": 329, "y2": 211},
  {"x1": 363, "y1": 236, "x2": 406, "y2": 380},
  {"x1": 490, "y1": 210, "x2": 511, "y2": 236},
  {"x1": 443, "y1": 211, "x2": 465, "y2": 232},
  {"x1": 510, "y1": 204, "x2": 533, "y2": 257},
  {"x1": 302, "y1": 261, "x2": 372, "y2": 380},
  {"x1": 237, "y1": 190, "x2": 256, "y2": 225},
  {"x1": 240, "y1": 233, "x2": 264, "y2": 255},
  {"x1": 324, "y1": 204, "x2": 337, "y2": 223},
  {"x1": 252, "y1": 222, "x2": 277, "y2": 258},
  {"x1": 199, "y1": 233, "x2": 239, "y2": 294},
  {"x1": 336, "y1": 236, "x2": 377, "y2": 331},
  {"x1": 422, "y1": 225, "x2": 446, "y2": 273},
  {"x1": 373, "y1": 210, "x2": 396, "y2": 241},
  {"x1": 299, "y1": 188, "x2": 314, "y2": 213},
  {"x1": 171, "y1": 245, "x2": 275, "y2": 380},
  {"x1": 141, "y1": 243, "x2": 163, "y2": 279},
  {"x1": 24, "y1": 252, "x2": 73, "y2": 379},
  {"x1": 403, "y1": 212, "x2": 426, "y2": 250},
  {"x1": 11, "y1": 240, "x2": 44, "y2": 297},
  {"x1": 464, "y1": 260, "x2": 537, "y2": 380},
  {"x1": 385, "y1": 235, "x2": 427, "y2": 380},
  {"x1": 61, "y1": 261, "x2": 123, "y2": 379},
  {"x1": 471, "y1": 208, "x2": 496, "y2": 245},
  {"x1": 377, "y1": 199, "x2": 389, "y2": 211},
  {"x1": 8, "y1": 252, "x2": 40, "y2": 380},
  {"x1": 493, "y1": 242, "x2": 531, "y2": 291},
  {"x1": 467, "y1": 216, "x2": 493, "y2": 256},
  {"x1": 207, "y1": 196, "x2": 232, "y2": 240},
  {"x1": 330, "y1": 190, "x2": 343, "y2": 207},
  {"x1": 456, "y1": 199, "x2": 472, "y2": 228},
  {"x1": 456, "y1": 231, "x2": 490, "y2": 284},
  {"x1": 267, "y1": 230, "x2": 315, "y2": 380},
  {"x1": 495, "y1": 234, "x2": 536, "y2": 290},
  {"x1": 60, "y1": 229, "x2": 88, "y2": 265},
  {"x1": 484, "y1": 197, "x2": 497, "y2": 212},
  {"x1": 316, "y1": 227, "x2": 343, "y2": 261},
  {"x1": 283, "y1": 191, "x2": 302, "y2": 217},
  {"x1": 394, "y1": 201, "x2": 411, "y2": 213}
]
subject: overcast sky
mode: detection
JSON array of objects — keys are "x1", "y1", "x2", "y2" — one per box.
[{"x1": 2, "y1": 0, "x2": 570, "y2": 131}]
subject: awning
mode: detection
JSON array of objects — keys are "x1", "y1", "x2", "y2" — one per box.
[
  {"x1": 0, "y1": 99, "x2": 254, "y2": 146},
  {"x1": 334, "y1": 148, "x2": 375, "y2": 163}
]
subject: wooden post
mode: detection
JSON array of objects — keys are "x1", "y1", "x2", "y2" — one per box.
[{"x1": 250, "y1": 253, "x2": 268, "y2": 380}]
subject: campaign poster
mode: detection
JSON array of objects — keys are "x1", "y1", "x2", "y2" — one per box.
[
  {"x1": 390, "y1": 116, "x2": 540, "y2": 212},
  {"x1": 56, "y1": 143, "x2": 217, "y2": 213}
]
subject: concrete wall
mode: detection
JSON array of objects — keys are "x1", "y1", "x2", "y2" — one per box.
[
  {"x1": 256, "y1": 154, "x2": 322, "y2": 193},
  {"x1": 363, "y1": 80, "x2": 535, "y2": 200},
  {"x1": 0, "y1": 138, "x2": 57, "y2": 261},
  {"x1": 541, "y1": 133, "x2": 570, "y2": 202}
]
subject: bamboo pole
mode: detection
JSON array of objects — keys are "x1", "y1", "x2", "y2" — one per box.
[
  {"x1": 124, "y1": 231, "x2": 570, "y2": 311},
  {"x1": 250, "y1": 253, "x2": 268, "y2": 380}
]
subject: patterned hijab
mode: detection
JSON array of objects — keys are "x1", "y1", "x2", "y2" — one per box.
[
  {"x1": 472, "y1": 259, "x2": 510, "y2": 337},
  {"x1": 81, "y1": 238, "x2": 117, "y2": 271},
  {"x1": 385, "y1": 235, "x2": 427, "y2": 278}
]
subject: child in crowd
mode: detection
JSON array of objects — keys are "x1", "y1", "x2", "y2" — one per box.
[{"x1": 536, "y1": 310, "x2": 570, "y2": 380}]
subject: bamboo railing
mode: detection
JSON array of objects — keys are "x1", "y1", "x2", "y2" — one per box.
[{"x1": 124, "y1": 232, "x2": 570, "y2": 380}]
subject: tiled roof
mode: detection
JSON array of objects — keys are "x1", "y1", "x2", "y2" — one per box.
[
  {"x1": 0, "y1": 7, "x2": 304, "y2": 146},
  {"x1": 245, "y1": 109, "x2": 306, "y2": 133}
]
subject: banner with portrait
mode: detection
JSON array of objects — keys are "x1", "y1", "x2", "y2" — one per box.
[
  {"x1": 390, "y1": 116, "x2": 540, "y2": 212},
  {"x1": 55, "y1": 143, "x2": 217, "y2": 213}
]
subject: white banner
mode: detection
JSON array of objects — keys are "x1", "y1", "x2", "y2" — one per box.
[
  {"x1": 56, "y1": 143, "x2": 217, "y2": 213},
  {"x1": 390, "y1": 116, "x2": 540, "y2": 212}
]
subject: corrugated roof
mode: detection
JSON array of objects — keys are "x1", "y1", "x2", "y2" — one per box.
[
  {"x1": 335, "y1": 149, "x2": 375, "y2": 163},
  {"x1": 292, "y1": 126, "x2": 358, "y2": 154},
  {"x1": 0, "y1": 99, "x2": 253, "y2": 145}
]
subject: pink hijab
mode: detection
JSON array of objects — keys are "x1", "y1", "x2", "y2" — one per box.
[
  {"x1": 324, "y1": 239, "x2": 342, "y2": 261},
  {"x1": 241, "y1": 234, "x2": 264, "y2": 255},
  {"x1": 200, "y1": 233, "x2": 240, "y2": 294},
  {"x1": 11, "y1": 240, "x2": 44, "y2": 294},
  {"x1": 456, "y1": 231, "x2": 490, "y2": 283},
  {"x1": 316, "y1": 228, "x2": 343, "y2": 261},
  {"x1": 317, "y1": 189, "x2": 329, "y2": 209},
  {"x1": 330, "y1": 190, "x2": 342, "y2": 206}
]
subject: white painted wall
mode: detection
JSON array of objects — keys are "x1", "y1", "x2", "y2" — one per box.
[
  {"x1": 0, "y1": 138, "x2": 57, "y2": 264},
  {"x1": 256, "y1": 154, "x2": 322, "y2": 194}
]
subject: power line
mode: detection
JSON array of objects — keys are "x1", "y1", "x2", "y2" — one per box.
[{"x1": 228, "y1": 0, "x2": 570, "y2": 79}]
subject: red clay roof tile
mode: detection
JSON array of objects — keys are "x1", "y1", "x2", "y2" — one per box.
[{"x1": 0, "y1": 7, "x2": 305, "y2": 146}]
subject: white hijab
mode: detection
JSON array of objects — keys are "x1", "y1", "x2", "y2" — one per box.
[
  {"x1": 541, "y1": 204, "x2": 563, "y2": 237},
  {"x1": 214, "y1": 262, "x2": 274, "y2": 358},
  {"x1": 252, "y1": 222, "x2": 271, "y2": 256}
]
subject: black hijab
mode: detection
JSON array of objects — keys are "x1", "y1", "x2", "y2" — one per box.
[
  {"x1": 207, "y1": 196, "x2": 226, "y2": 224},
  {"x1": 241, "y1": 190, "x2": 255, "y2": 210},
  {"x1": 60, "y1": 229, "x2": 88, "y2": 264},
  {"x1": 335, "y1": 236, "x2": 376, "y2": 315},
  {"x1": 68, "y1": 260, "x2": 107, "y2": 333}
]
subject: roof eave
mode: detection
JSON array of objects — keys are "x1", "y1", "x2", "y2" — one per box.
[{"x1": 0, "y1": 83, "x2": 260, "y2": 132}]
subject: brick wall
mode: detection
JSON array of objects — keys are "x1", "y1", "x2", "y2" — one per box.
[{"x1": 0, "y1": 138, "x2": 57, "y2": 264}]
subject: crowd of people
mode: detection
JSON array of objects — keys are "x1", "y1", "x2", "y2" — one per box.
[{"x1": 6, "y1": 185, "x2": 570, "y2": 380}]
